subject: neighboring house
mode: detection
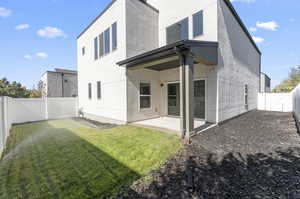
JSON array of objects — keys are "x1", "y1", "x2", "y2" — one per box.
[
  {"x1": 40, "y1": 68, "x2": 78, "y2": 98},
  {"x1": 77, "y1": 0, "x2": 261, "y2": 139},
  {"x1": 260, "y1": 72, "x2": 271, "y2": 93}
]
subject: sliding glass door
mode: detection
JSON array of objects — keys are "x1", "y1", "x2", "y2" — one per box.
[{"x1": 167, "y1": 80, "x2": 206, "y2": 119}]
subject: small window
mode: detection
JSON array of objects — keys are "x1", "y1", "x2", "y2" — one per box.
[
  {"x1": 99, "y1": 33, "x2": 104, "y2": 57},
  {"x1": 193, "y1": 11, "x2": 204, "y2": 37},
  {"x1": 82, "y1": 47, "x2": 85, "y2": 56},
  {"x1": 244, "y1": 84, "x2": 248, "y2": 109},
  {"x1": 166, "y1": 18, "x2": 189, "y2": 44},
  {"x1": 104, "y1": 28, "x2": 110, "y2": 54},
  {"x1": 112, "y1": 22, "x2": 117, "y2": 50},
  {"x1": 94, "y1": 37, "x2": 98, "y2": 60},
  {"x1": 88, "y1": 83, "x2": 92, "y2": 99},
  {"x1": 140, "y1": 82, "x2": 151, "y2": 109},
  {"x1": 97, "y1": 81, "x2": 101, "y2": 100}
]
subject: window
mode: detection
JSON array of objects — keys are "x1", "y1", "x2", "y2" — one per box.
[
  {"x1": 193, "y1": 11, "x2": 203, "y2": 37},
  {"x1": 99, "y1": 33, "x2": 104, "y2": 57},
  {"x1": 94, "y1": 37, "x2": 98, "y2": 60},
  {"x1": 166, "y1": 18, "x2": 189, "y2": 44},
  {"x1": 82, "y1": 47, "x2": 85, "y2": 56},
  {"x1": 104, "y1": 28, "x2": 110, "y2": 54},
  {"x1": 88, "y1": 83, "x2": 92, "y2": 99},
  {"x1": 112, "y1": 22, "x2": 117, "y2": 50},
  {"x1": 244, "y1": 84, "x2": 248, "y2": 110},
  {"x1": 140, "y1": 82, "x2": 151, "y2": 109},
  {"x1": 97, "y1": 81, "x2": 101, "y2": 100}
]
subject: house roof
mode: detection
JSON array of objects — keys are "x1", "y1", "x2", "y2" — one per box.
[
  {"x1": 223, "y1": 0, "x2": 261, "y2": 55},
  {"x1": 77, "y1": 0, "x2": 158, "y2": 39},
  {"x1": 117, "y1": 40, "x2": 219, "y2": 71}
]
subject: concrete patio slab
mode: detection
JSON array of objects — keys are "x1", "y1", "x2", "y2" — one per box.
[{"x1": 133, "y1": 117, "x2": 206, "y2": 133}]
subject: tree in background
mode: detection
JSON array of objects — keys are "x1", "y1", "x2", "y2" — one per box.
[
  {"x1": 273, "y1": 65, "x2": 300, "y2": 93},
  {"x1": 0, "y1": 78, "x2": 42, "y2": 98}
]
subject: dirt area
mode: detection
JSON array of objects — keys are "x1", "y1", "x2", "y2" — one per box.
[
  {"x1": 121, "y1": 111, "x2": 300, "y2": 199},
  {"x1": 72, "y1": 117, "x2": 118, "y2": 129}
]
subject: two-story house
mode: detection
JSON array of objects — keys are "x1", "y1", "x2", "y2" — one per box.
[
  {"x1": 260, "y1": 72, "x2": 271, "y2": 93},
  {"x1": 77, "y1": 0, "x2": 261, "y2": 140}
]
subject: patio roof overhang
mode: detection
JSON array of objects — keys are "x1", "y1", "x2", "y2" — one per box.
[{"x1": 117, "y1": 40, "x2": 219, "y2": 71}]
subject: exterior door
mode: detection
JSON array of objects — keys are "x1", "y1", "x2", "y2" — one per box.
[
  {"x1": 168, "y1": 83, "x2": 180, "y2": 116},
  {"x1": 167, "y1": 80, "x2": 206, "y2": 119}
]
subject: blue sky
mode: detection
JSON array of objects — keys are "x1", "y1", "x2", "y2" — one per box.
[{"x1": 0, "y1": 0, "x2": 299, "y2": 89}]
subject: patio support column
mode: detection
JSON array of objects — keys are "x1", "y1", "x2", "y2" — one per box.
[
  {"x1": 184, "y1": 53, "x2": 194, "y2": 142},
  {"x1": 179, "y1": 55, "x2": 186, "y2": 139}
]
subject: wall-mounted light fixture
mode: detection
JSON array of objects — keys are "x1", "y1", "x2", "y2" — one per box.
[{"x1": 160, "y1": 83, "x2": 164, "y2": 88}]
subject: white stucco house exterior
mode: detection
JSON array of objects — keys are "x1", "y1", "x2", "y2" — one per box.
[{"x1": 77, "y1": 0, "x2": 261, "y2": 140}]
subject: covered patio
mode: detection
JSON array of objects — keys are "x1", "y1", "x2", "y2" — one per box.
[{"x1": 118, "y1": 40, "x2": 218, "y2": 141}]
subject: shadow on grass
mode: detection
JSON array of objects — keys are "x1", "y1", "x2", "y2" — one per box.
[
  {"x1": 0, "y1": 122, "x2": 140, "y2": 199},
  {"x1": 124, "y1": 146, "x2": 300, "y2": 199}
]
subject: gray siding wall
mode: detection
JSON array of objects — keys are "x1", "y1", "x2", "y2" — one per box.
[
  {"x1": 125, "y1": 0, "x2": 159, "y2": 58},
  {"x1": 217, "y1": 0, "x2": 261, "y2": 122},
  {"x1": 45, "y1": 72, "x2": 78, "y2": 97},
  {"x1": 126, "y1": 0, "x2": 160, "y2": 122}
]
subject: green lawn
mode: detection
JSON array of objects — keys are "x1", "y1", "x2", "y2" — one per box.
[{"x1": 0, "y1": 119, "x2": 182, "y2": 199}]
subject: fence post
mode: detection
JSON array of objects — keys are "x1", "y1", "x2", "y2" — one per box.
[
  {"x1": 45, "y1": 97, "x2": 48, "y2": 120},
  {"x1": 0, "y1": 97, "x2": 4, "y2": 154},
  {"x1": 2, "y1": 97, "x2": 10, "y2": 150}
]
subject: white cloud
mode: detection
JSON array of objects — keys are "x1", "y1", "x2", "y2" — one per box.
[
  {"x1": 249, "y1": 27, "x2": 257, "y2": 32},
  {"x1": 256, "y1": 21, "x2": 279, "y2": 31},
  {"x1": 36, "y1": 52, "x2": 48, "y2": 58},
  {"x1": 0, "y1": 7, "x2": 11, "y2": 18},
  {"x1": 37, "y1": 26, "x2": 66, "y2": 39},
  {"x1": 230, "y1": 0, "x2": 255, "y2": 3},
  {"x1": 15, "y1": 24, "x2": 29, "y2": 30},
  {"x1": 24, "y1": 55, "x2": 32, "y2": 60},
  {"x1": 252, "y1": 36, "x2": 264, "y2": 44}
]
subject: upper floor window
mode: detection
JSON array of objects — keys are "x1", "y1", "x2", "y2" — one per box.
[
  {"x1": 99, "y1": 33, "x2": 104, "y2": 57},
  {"x1": 94, "y1": 37, "x2": 98, "y2": 60},
  {"x1": 112, "y1": 22, "x2": 117, "y2": 51},
  {"x1": 166, "y1": 18, "x2": 189, "y2": 45},
  {"x1": 104, "y1": 28, "x2": 110, "y2": 54},
  {"x1": 193, "y1": 11, "x2": 204, "y2": 37},
  {"x1": 82, "y1": 47, "x2": 85, "y2": 56}
]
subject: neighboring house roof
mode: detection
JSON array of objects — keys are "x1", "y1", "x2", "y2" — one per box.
[
  {"x1": 54, "y1": 68, "x2": 78, "y2": 74},
  {"x1": 261, "y1": 72, "x2": 271, "y2": 81},
  {"x1": 77, "y1": 0, "x2": 159, "y2": 39},
  {"x1": 41, "y1": 68, "x2": 78, "y2": 77}
]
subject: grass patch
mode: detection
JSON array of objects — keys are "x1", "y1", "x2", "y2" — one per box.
[{"x1": 0, "y1": 119, "x2": 182, "y2": 199}]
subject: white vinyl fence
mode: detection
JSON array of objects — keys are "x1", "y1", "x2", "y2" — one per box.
[
  {"x1": 0, "y1": 97, "x2": 78, "y2": 153},
  {"x1": 258, "y1": 93, "x2": 293, "y2": 112}
]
